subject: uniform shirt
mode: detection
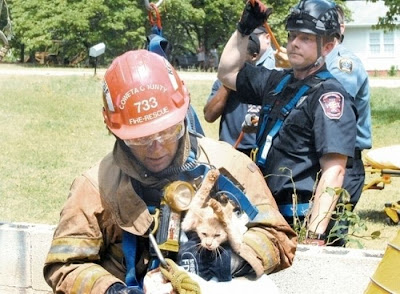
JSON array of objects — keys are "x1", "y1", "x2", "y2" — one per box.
[
  {"x1": 206, "y1": 49, "x2": 275, "y2": 150},
  {"x1": 326, "y1": 43, "x2": 372, "y2": 150},
  {"x1": 256, "y1": 46, "x2": 275, "y2": 69},
  {"x1": 236, "y1": 63, "x2": 357, "y2": 204}
]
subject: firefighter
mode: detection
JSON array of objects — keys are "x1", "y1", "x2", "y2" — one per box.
[
  {"x1": 43, "y1": 50, "x2": 297, "y2": 293},
  {"x1": 218, "y1": 0, "x2": 357, "y2": 245}
]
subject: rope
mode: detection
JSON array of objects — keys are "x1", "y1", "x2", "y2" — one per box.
[
  {"x1": 148, "y1": 3, "x2": 162, "y2": 31},
  {"x1": 160, "y1": 259, "x2": 201, "y2": 294}
]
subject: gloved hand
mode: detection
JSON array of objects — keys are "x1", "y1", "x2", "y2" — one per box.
[
  {"x1": 241, "y1": 114, "x2": 259, "y2": 133},
  {"x1": 106, "y1": 283, "x2": 144, "y2": 294},
  {"x1": 160, "y1": 258, "x2": 201, "y2": 294},
  {"x1": 237, "y1": 0, "x2": 273, "y2": 36}
]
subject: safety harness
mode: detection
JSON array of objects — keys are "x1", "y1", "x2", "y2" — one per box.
[
  {"x1": 122, "y1": 130, "x2": 258, "y2": 290},
  {"x1": 254, "y1": 70, "x2": 334, "y2": 219},
  {"x1": 255, "y1": 70, "x2": 333, "y2": 168}
]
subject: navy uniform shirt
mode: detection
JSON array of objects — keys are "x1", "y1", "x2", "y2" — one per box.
[
  {"x1": 326, "y1": 44, "x2": 372, "y2": 150},
  {"x1": 236, "y1": 63, "x2": 357, "y2": 204},
  {"x1": 206, "y1": 48, "x2": 275, "y2": 151}
]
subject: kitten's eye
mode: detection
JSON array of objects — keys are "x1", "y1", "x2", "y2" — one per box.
[
  {"x1": 215, "y1": 234, "x2": 221, "y2": 237},
  {"x1": 201, "y1": 232, "x2": 207, "y2": 237}
]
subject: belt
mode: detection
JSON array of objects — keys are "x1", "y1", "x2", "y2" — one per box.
[
  {"x1": 346, "y1": 149, "x2": 362, "y2": 168},
  {"x1": 354, "y1": 149, "x2": 362, "y2": 160}
]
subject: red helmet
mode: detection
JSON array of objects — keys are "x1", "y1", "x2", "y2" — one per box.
[{"x1": 102, "y1": 50, "x2": 190, "y2": 140}]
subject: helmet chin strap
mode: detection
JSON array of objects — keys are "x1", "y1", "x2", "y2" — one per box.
[{"x1": 295, "y1": 35, "x2": 324, "y2": 73}]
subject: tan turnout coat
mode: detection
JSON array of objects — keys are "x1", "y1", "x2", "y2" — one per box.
[{"x1": 44, "y1": 132, "x2": 297, "y2": 293}]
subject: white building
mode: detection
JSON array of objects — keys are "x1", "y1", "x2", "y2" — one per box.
[{"x1": 343, "y1": 0, "x2": 400, "y2": 75}]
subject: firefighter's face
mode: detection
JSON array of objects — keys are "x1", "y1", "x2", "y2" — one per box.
[
  {"x1": 125, "y1": 122, "x2": 184, "y2": 173},
  {"x1": 129, "y1": 139, "x2": 179, "y2": 173},
  {"x1": 287, "y1": 31, "x2": 318, "y2": 69}
]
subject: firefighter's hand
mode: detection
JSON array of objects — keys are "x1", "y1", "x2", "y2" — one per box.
[
  {"x1": 237, "y1": 0, "x2": 273, "y2": 36},
  {"x1": 143, "y1": 267, "x2": 176, "y2": 294},
  {"x1": 106, "y1": 283, "x2": 145, "y2": 294},
  {"x1": 241, "y1": 114, "x2": 259, "y2": 133},
  {"x1": 275, "y1": 47, "x2": 291, "y2": 69}
]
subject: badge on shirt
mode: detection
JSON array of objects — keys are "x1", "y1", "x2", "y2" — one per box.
[
  {"x1": 338, "y1": 57, "x2": 353, "y2": 73},
  {"x1": 319, "y1": 92, "x2": 344, "y2": 119}
]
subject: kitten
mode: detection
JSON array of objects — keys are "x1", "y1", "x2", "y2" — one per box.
[{"x1": 181, "y1": 169, "x2": 245, "y2": 253}]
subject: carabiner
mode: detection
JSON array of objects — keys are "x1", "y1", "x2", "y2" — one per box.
[{"x1": 144, "y1": 0, "x2": 164, "y2": 11}]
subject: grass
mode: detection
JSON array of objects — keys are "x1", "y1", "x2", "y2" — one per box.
[{"x1": 0, "y1": 68, "x2": 399, "y2": 251}]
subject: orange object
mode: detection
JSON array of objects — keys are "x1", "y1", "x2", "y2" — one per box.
[
  {"x1": 233, "y1": 132, "x2": 245, "y2": 149},
  {"x1": 148, "y1": 3, "x2": 162, "y2": 30}
]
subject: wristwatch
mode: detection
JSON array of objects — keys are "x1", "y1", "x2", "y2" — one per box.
[{"x1": 306, "y1": 231, "x2": 326, "y2": 240}]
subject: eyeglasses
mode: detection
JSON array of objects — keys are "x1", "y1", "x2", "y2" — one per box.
[{"x1": 124, "y1": 121, "x2": 185, "y2": 147}]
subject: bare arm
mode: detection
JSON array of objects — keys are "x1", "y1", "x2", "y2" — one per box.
[
  {"x1": 307, "y1": 153, "x2": 347, "y2": 235},
  {"x1": 217, "y1": 31, "x2": 250, "y2": 91},
  {"x1": 203, "y1": 85, "x2": 231, "y2": 122}
]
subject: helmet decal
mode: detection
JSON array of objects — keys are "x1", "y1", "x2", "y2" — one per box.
[
  {"x1": 128, "y1": 100, "x2": 169, "y2": 125},
  {"x1": 103, "y1": 81, "x2": 115, "y2": 112},
  {"x1": 164, "y1": 58, "x2": 179, "y2": 91}
]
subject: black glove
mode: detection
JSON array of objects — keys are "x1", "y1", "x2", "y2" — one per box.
[
  {"x1": 105, "y1": 283, "x2": 144, "y2": 294},
  {"x1": 237, "y1": 0, "x2": 273, "y2": 36}
]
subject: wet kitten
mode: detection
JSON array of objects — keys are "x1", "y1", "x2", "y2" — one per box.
[{"x1": 181, "y1": 169, "x2": 245, "y2": 253}]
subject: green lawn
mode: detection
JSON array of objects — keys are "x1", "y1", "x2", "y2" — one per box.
[{"x1": 0, "y1": 70, "x2": 399, "y2": 250}]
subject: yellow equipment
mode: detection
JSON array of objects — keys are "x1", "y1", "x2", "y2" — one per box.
[
  {"x1": 364, "y1": 230, "x2": 400, "y2": 293},
  {"x1": 155, "y1": 181, "x2": 195, "y2": 252},
  {"x1": 363, "y1": 146, "x2": 400, "y2": 227},
  {"x1": 384, "y1": 201, "x2": 400, "y2": 225},
  {"x1": 363, "y1": 145, "x2": 400, "y2": 192}
]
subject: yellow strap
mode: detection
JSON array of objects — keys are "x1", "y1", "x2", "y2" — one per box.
[{"x1": 160, "y1": 258, "x2": 201, "y2": 294}]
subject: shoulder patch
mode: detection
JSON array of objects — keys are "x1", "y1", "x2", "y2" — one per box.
[
  {"x1": 338, "y1": 57, "x2": 353, "y2": 73},
  {"x1": 319, "y1": 92, "x2": 344, "y2": 119}
]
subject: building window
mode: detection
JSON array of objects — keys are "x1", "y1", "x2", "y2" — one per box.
[
  {"x1": 369, "y1": 31, "x2": 394, "y2": 57},
  {"x1": 383, "y1": 32, "x2": 394, "y2": 55}
]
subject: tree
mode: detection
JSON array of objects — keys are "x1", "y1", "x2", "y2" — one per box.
[
  {"x1": 6, "y1": 0, "x2": 371, "y2": 67},
  {"x1": 159, "y1": 0, "x2": 297, "y2": 66},
  {"x1": 7, "y1": 0, "x2": 302, "y2": 66},
  {"x1": 367, "y1": 0, "x2": 400, "y2": 31},
  {"x1": 9, "y1": 0, "x2": 148, "y2": 64}
]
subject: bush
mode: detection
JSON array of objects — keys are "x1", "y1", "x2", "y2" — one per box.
[{"x1": 388, "y1": 65, "x2": 397, "y2": 77}]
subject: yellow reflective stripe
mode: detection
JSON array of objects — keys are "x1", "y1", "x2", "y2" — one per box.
[
  {"x1": 244, "y1": 230, "x2": 278, "y2": 272},
  {"x1": 71, "y1": 265, "x2": 111, "y2": 294},
  {"x1": 46, "y1": 237, "x2": 103, "y2": 263}
]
